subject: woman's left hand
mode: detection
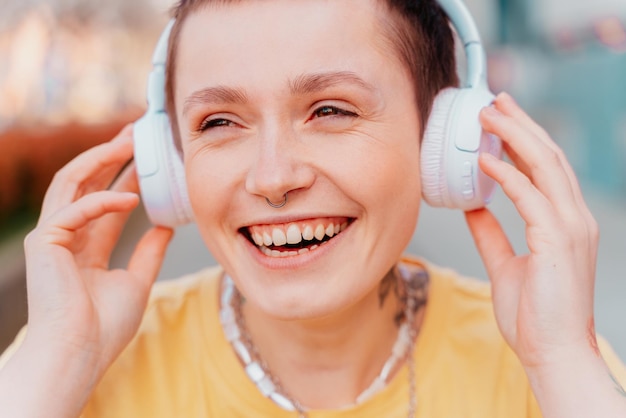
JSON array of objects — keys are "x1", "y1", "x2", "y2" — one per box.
[{"x1": 465, "y1": 92, "x2": 600, "y2": 370}]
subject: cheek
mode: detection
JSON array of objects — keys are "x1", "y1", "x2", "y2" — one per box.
[
  {"x1": 343, "y1": 135, "x2": 422, "y2": 210},
  {"x1": 184, "y1": 151, "x2": 238, "y2": 225},
  {"x1": 345, "y1": 131, "x2": 422, "y2": 246},
  {"x1": 372, "y1": 150, "x2": 421, "y2": 234},
  {"x1": 184, "y1": 152, "x2": 246, "y2": 266}
]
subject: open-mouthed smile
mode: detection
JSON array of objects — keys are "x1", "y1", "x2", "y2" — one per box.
[{"x1": 241, "y1": 217, "x2": 353, "y2": 258}]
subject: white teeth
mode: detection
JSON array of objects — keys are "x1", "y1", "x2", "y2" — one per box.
[
  {"x1": 286, "y1": 224, "x2": 302, "y2": 245},
  {"x1": 302, "y1": 225, "x2": 314, "y2": 241},
  {"x1": 252, "y1": 220, "x2": 349, "y2": 256},
  {"x1": 272, "y1": 228, "x2": 287, "y2": 246},
  {"x1": 263, "y1": 232, "x2": 273, "y2": 246},
  {"x1": 252, "y1": 232, "x2": 264, "y2": 246},
  {"x1": 314, "y1": 224, "x2": 325, "y2": 240}
]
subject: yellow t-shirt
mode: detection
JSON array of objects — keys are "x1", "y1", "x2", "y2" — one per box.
[{"x1": 2, "y1": 258, "x2": 625, "y2": 417}]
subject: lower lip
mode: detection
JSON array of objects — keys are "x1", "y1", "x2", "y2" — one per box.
[{"x1": 241, "y1": 223, "x2": 351, "y2": 270}]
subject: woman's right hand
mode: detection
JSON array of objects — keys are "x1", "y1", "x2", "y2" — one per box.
[{"x1": 0, "y1": 125, "x2": 173, "y2": 417}]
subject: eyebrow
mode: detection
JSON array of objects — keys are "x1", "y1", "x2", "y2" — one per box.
[
  {"x1": 182, "y1": 86, "x2": 248, "y2": 116},
  {"x1": 289, "y1": 71, "x2": 376, "y2": 95},
  {"x1": 182, "y1": 71, "x2": 376, "y2": 116}
]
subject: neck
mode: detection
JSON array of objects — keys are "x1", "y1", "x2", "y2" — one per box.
[{"x1": 240, "y1": 269, "x2": 424, "y2": 409}]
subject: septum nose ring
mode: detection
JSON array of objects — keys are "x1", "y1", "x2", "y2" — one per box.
[{"x1": 265, "y1": 193, "x2": 288, "y2": 209}]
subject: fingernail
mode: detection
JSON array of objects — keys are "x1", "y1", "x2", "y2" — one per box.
[
  {"x1": 498, "y1": 92, "x2": 517, "y2": 106},
  {"x1": 480, "y1": 152, "x2": 497, "y2": 162},
  {"x1": 482, "y1": 106, "x2": 501, "y2": 118},
  {"x1": 114, "y1": 125, "x2": 134, "y2": 141}
]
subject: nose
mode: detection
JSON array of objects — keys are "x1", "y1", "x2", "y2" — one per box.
[{"x1": 244, "y1": 126, "x2": 315, "y2": 205}]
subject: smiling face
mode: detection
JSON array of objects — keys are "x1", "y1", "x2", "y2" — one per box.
[{"x1": 174, "y1": 0, "x2": 422, "y2": 319}]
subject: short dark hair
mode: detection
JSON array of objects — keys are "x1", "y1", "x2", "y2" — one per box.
[{"x1": 164, "y1": 0, "x2": 459, "y2": 145}]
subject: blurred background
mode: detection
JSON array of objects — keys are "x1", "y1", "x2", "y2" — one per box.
[{"x1": 0, "y1": 0, "x2": 625, "y2": 360}]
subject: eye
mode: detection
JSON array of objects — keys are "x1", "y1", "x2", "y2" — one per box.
[
  {"x1": 312, "y1": 105, "x2": 358, "y2": 119},
  {"x1": 198, "y1": 117, "x2": 238, "y2": 132}
]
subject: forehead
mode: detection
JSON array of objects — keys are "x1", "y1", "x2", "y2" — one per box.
[
  {"x1": 174, "y1": 0, "x2": 404, "y2": 96},
  {"x1": 178, "y1": 0, "x2": 389, "y2": 46}
]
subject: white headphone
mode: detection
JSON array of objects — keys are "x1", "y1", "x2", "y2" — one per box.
[{"x1": 133, "y1": 0, "x2": 502, "y2": 228}]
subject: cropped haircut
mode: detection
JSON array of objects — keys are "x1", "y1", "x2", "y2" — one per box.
[{"x1": 164, "y1": 0, "x2": 459, "y2": 145}]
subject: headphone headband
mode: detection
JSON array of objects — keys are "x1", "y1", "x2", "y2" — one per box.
[
  {"x1": 152, "y1": 19, "x2": 174, "y2": 68},
  {"x1": 437, "y1": 0, "x2": 488, "y2": 88}
]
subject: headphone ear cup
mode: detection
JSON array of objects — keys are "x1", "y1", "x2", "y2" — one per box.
[
  {"x1": 133, "y1": 112, "x2": 193, "y2": 227},
  {"x1": 421, "y1": 88, "x2": 460, "y2": 208},
  {"x1": 421, "y1": 87, "x2": 501, "y2": 211}
]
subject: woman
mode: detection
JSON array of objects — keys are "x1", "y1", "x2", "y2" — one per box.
[{"x1": 1, "y1": 0, "x2": 625, "y2": 417}]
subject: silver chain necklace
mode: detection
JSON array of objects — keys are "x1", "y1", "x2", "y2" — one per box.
[{"x1": 219, "y1": 265, "x2": 425, "y2": 418}]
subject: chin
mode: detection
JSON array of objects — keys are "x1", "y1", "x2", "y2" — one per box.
[{"x1": 237, "y1": 267, "x2": 355, "y2": 321}]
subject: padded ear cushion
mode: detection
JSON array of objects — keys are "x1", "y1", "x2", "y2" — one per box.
[
  {"x1": 421, "y1": 87, "x2": 460, "y2": 208},
  {"x1": 133, "y1": 112, "x2": 193, "y2": 227}
]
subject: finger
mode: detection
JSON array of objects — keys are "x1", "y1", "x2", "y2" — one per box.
[
  {"x1": 479, "y1": 152, "x2": 557, "y2": 231},
  {"x1": 464, "y1": 208, "x2": 514, "y2": 282},
  {"x1": 464, "y1": 208, "x2": 523, "y2": 343},
  {"x1": 127, "y1": 227, "x2": 174, "y2": 289},
  {"x1": 109, "y1": 160, "x2": 139, "y2": 194},
  {"x1": 494, "y1": 93, "x2": 594, "y2": 220},
  {"x1": 38, "y1": 191, "x2": 140, "y2": 248},
  {"x1": 500, "y1": 141, "x2": 528, "y2": 176},
  {"x1": 40, "y1": 125, "x2": 135, "y2": 223},
  {"x1": 494, "y1": 93, "x2": 553, "y2": 145},
  {"x1": 480, "y1": 105, "x2": 578, "y2": 216},
  {"x1": 494, "y1": 93, "x2": 581, "y2": 187},
  {"x1": 88, "y1": 163, "x2": 142, "y2": 260}
]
